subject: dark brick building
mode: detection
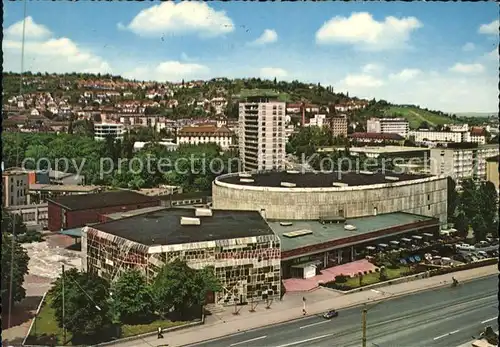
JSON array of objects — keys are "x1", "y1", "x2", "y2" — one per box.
[{"x1": 47, "y1": 190, "x2": 161, "y2": 231}]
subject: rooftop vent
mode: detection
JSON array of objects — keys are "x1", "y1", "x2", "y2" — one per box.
[
  {"x1": 180, "y1": 217, "x2": 201, "y2": 226},
  {"x1": 344, "y1": 224, "x2": 357, "y2": 231},
  {"x1": 281, "y1": 181, "x2": 296, "y2": 188},
  {"x1": 279, "y1": 222, "x2": 293, "y2": 226},
  {"x1": 359, "y1": 170, "x2": 375, "y2": 175},
  {"x1": 239, "y1": 173, "x2": 252, "y2": 178},
  {"x1": 332, "y1": 182, "x2": 349, "y2": 187},
  {"x1": 240, "y1": 178, "x2": 254, "y2": 183},
  {"x1": 195, "y1": 208, "x2": 213, "y2": 217},
  {"x1": 283, "y1": 229, "x2": 313, "y2": 238},
  {"x1": 286, "y1": 170, "x2": 300, "y2": 174},
  {"x1": 385, "y1": 176, "x2": 399, "y2": 181}
]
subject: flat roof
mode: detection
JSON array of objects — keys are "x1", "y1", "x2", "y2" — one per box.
[
  {"x1": 104, "y1": 206, "x2": 168, "y2": 220},
  {"x1": 217, "y1": 171, "x2": 432, "y2": 188},
  {"x1": 157, "y1": 191, "x2": 211, "y2": 201},
  {"x1": 91, "y1": 208, "x2": 274, "y2": 246},
  {"x1": 268, "y1": 212, "x2": 436, "y2": 252},
  {"x1": 29, "y1": 184, "x2": 101, "y2": 192},
  {"x1": 349, "y1": 146, "x2": 430, "y2": 154},
  {"x1": 47, "y1": 190, "x2": 160, "y2": 211}
]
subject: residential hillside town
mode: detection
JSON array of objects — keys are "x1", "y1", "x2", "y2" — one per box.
[{"x1": 2, "y1": 4, "x2": 499, "y2": 347}]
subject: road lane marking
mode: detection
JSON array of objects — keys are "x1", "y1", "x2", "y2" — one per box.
[
  {"x1": 433, "y1": 330, "x2": 460, "y2": 340},
  {"x1": 481, "y1": 317, "x2": 496, "y2": 324},
  {"x1": 274, "y1": 334, "x2": 332, "y2": 347},
  {"x1": 229, "y1": 336, "x2": 267, "y2": 346},
  {"x1": 300, "y1": 321, "x2": 329, "y2": 329}
]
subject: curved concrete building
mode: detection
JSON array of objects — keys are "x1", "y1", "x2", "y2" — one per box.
[{"x1": 213, "y1": 171, "x2": 448, "y2": 224}]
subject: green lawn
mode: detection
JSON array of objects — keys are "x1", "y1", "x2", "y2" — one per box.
[
  {"x1": 238, "y1": 88, "x2": 292, "y2": 102},
  {"x1": 344, "y1": 266, "x2": 409, "y2": 288},
  {"x1": 27, "y1": 295, "x2": 190, "y2": 346},
  {"x1": 383, "y1": 106, "x2": 459, "y2": 129}
]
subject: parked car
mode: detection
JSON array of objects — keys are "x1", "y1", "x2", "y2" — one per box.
[
  {"x1": 478, "y1": 251, "x2": 488, "y2": 258},
  {"x1": 456, "y1": 243, "x2": 475, "y2": 251},
  {"x1": 323, "y1": 309, "x2": 339, "y2": 319}
]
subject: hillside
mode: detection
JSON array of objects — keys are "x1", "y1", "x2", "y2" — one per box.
[{"x1": 383, "y1": 105, "x2": 462, "y2": 129}]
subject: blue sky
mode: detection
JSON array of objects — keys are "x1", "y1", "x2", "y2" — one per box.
[{"x1": 3, "y1": 1, "x2": 498, "y2": 113}]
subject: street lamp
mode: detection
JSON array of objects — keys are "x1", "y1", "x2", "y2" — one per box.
[{"x1": 362, "y1": 290, "x2": 392, "y2": 347}]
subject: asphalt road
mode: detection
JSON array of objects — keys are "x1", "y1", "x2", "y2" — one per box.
[{"x1": 189, "y1": 276, "x2": 498, "y2": 347}]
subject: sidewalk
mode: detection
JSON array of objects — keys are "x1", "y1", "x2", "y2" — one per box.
[{"x1": 110, "y1": 265, "x2": 497, "y2": 347}]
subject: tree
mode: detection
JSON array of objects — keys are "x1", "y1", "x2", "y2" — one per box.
[
  {"x1": 1, "y1": 233, "x2": 30, "y2": 310},
  {"x1": 152, "y1": 259, "x2": 221, "y2": 319},
  {"x1": 447, "y1": 177, "x2": 459, "y2": 222},
  {"x1": 478, "y1": 181, "x2": 498, "y2": 232},
  {"x1": 1, "y1": 210, "x2": 28, "y2": 235},
  {"x1": 379, "y1": 266, "x2": 388, "y2": 281},
  {"x1": 419, "y1": 121, "x2": 429, "y2": 129},
  {"x1": 454, "y1": 212, "x2": 469, "y2": 238},
  {"x1": 50, "y1": 269, "x2": 111, "y2": 340},
  {"x1": 111, "y1": 269, "x2": 154, "y2": 324}
]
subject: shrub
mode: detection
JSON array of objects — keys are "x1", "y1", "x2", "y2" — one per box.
[
  {"x1": 375, "y1": 268, "x2": 380, "y2": 272},
  {"x1": 335, "y1": 274, "x2": 348, "y2": 283}
]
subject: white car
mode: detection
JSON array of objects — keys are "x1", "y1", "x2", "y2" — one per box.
[{"x1": 456, "y1": 243, "x2": 475, "y2": 251}]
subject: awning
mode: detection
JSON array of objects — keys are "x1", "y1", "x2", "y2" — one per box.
[
  {"x1": 390, "y1": 241, "x2": 399, "y2": 245},
  {"x1": 423, "y1": 233, "x2": 434, "y2": 237},
  {"x1": 366, "y1": 246, "x2": 376, "y2": 250},
  {"x1": 59, "y1": 227, "x2": 83, "y2": 238},
  {"x1": 401, "y1": 238, "x2": 412, "y2": 242},
  {"x1": 412, "y1": 235, "x2": 423, "y2": 240},
  {"x1": 378, "y1": 243, "x2": 388, "y2": 248}
]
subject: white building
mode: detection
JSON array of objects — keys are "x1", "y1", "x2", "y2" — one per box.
[
  {"x1": 133, "y1": 140, "x2": 178, "y2": 152},
  {"x1": 239, "y1": 97, "x2": 286, "y2": 171},
  {"x1": 367, "y1": 118, "x2": 409, "y2": 137},
  {"x1": 409, "y1": 130, "x2": 469, "y2": 143},
  {"x1": 430, "y1": 144, "x2": 500, "y2": 185},
  {"x1": 307, "y1": 114, "x2": 327, "y2": 127},
  {"x1": 2, "y1": 169, "x2": 29, "y2": 207},
  {"x1": 177, "y1": 125, "x2": 233, "y2": 150},
  {"x1": 446, "y1": 124, "x2": 469, "y2": 132},
  {"x1": 94, "y1": 122, "x2": 125, "y2": 141}
]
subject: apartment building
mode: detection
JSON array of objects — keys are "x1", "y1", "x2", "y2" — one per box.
[
  {"x1": 366, "y1": 118, "x2": 409, "y2": 137},
  {"x1": 307, "y1": 114, "x2": 327, "y2": 127},
  {"x1": 330, "y1": 114, "x2": 348, "y2": 137},
  {"x1": 239, "y1": 97, "x2": 286, "y2": 171},
  {"x1": 430, "y1": 144, "x2": 500, "y2": 185},
  {"x1": 94, "y1": 122, "x2": 125, "y2": 141},
  {"x1": 409, "y1": 130, "x2": 469, "y2": 143},
  {"x1": 3, "y1": 169, "x2": 29, "y2": 207},
  {"x1": 486, "y1": 155, "x2": 499, "y2": 192},
  {"x1": 177, "y1": 125, "x2": 233, "y2": 150}
]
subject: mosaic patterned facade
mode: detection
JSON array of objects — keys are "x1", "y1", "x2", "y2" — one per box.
[{"x1": 82, "y1": 227, "x2": 281, "y2": 306}]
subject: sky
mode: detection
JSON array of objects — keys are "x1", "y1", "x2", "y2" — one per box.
[{"x1": 3, "y1": 2, "x2": 498, "y2": 113}]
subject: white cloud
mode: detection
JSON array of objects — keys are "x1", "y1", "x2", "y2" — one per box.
[
  {"x1": 462, "y1": 42, "x2": 475, "y2": 51},
  {"x1": 478, "y1": 19, "x2": 499, "y2": 35},
  {"x1": 449, "y1": 63, "x2": 484, "y2": 74},
  {"x1": 334, "y1": 69, "x2": 496, "y2": 113},
  {"x1": 2, "y1": 17, "x2": 110, "y2": 74},
  {"x1": 123, "y1": 2, "x2": 234, "y2": 38},
  {"x1": 362, "y1": 63, "x2": 383, "y2": 74},
  {"x1": 4, "y1": 16, "x2": 52, "y2": 40},
  {"x1": 389, "y1": 68, "x2": 421, "y2": 81},
  {"x1": 259, "y1": 67, "x2": 288, "y2": 79},
  {"x1": 123, "y1": 61, "x2": 210, "y2": 82},
  {"x1": 249, "y1": 29, "x2": 278, "y2": 46},
  {"x1": 340, "y1": 74, "x2": 384, "y2": 88},
  {"x1": 315, "y1": 12, "x2": 422, "y2": 50}
]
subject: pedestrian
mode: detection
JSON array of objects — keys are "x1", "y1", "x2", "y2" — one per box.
[{"x1": 158, "y1": 326, "x2": 163, "y2": 339}]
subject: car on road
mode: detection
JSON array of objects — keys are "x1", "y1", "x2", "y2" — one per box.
[{"x1": 323, "y1": 309, "x2": 339, "y2": 319}]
